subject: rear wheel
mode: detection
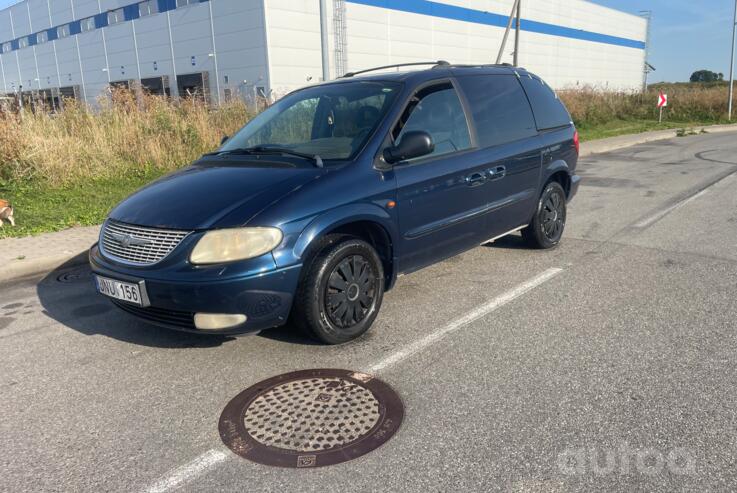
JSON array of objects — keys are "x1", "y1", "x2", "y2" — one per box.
[
  {"x1": 292, "y1": 236, "x2": 384, "y2": 344},
  {"x1": 522, "y1": 181, "x2": 567, "y2": 249}
]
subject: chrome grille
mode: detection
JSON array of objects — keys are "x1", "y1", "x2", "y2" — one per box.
[{"x1": 100, "y1": 221, "x2": 191, "y2": 266}]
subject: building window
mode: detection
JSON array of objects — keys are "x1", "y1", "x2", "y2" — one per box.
[
  {"x1": 176, "y1": 0, "x2": 199, "y2": 8},
  {"x1": 80, "y1": 17, "x2": 95, "y2": 32},
  {"x1": 139, "y1": 0, "x2": 159, "y2": 16},
  {"x1": 1, "y1": 42, "x2": 10, "y2": 53},
  {"x1": 37, "y1": 31, "x2": 48, "y2": 44},
  {"x1": 57, "y1": 24, "x2": 70, "y2": 38},
  {"x1": 18, "y1": 37, "x2": 29, "y2": 48},
  {"x1": 108, "y1": 8, "x2": 124, "y2": 25}
]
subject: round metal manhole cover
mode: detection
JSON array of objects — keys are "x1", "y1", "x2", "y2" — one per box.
[
  {"x1": 219, "y1": 369, "x2": 403, "y2": 468},
  {"x1": 56, "y1": 266, "x2": 92, "y2": 283}
]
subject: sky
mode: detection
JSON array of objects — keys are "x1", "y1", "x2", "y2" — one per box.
[
  {"x1": 591, "y1": 0, "x2": 737, "y2": 82},
  {"x1": 0, "y1": 0, "x2": 734, "y2": 82}
]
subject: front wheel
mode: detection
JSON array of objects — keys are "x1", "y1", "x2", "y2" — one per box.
[
  {"x1": 292, "y1": 236, "x2": 384, "y2": 344},
  {"x1": 522, "y1": 181, "x2": 567, "y2": 249}
]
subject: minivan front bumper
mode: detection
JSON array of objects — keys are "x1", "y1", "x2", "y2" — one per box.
[{"x1": 89, "y1": 244, "x2": 301, "y2": 335}]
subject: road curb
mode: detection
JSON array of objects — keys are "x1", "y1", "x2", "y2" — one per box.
[
  {"x1": 0, "y1": 250, "x2": 90, "y2": 285},
  {"x1": 579, "y1": 123, "x2": 737, "y2": 157}
]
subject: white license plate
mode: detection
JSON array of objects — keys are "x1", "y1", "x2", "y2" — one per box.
[{"x1": 95, "y1": 275, "x2": 148, "y2": 307}]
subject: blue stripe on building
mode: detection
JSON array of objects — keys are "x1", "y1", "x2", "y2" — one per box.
[
  {"x1": 346, "y1": 0, "x2": 646, "y2": 50},
  {"x1": 0, "y1": 0, "x2": 210, "y2": 50}
]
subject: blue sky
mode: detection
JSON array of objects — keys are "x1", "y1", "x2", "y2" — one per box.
[
  {"x1": 591, "y1": 0, "x2": 736, "y2": 82},
  {"x1": 0, "y1": 0, "x2": 734, "y2": 82}
]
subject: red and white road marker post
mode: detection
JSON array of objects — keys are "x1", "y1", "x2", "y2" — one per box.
[{"x1": 657, "y1": 91, "x2": 668, "y2": 123}]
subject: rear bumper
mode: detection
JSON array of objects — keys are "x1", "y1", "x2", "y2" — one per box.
[
  {"x1": 568, "y1": 174, "x2": 581, "y2": 202},
  {"x1": 89, "y1": 244, "x2": 302, "y2": 335}
]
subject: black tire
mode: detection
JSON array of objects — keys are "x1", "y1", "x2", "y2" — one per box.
[
  {"x1": 292, "y1": 235, "x2": 384, "y2": 344},
  {"x1": 522, "y1": 181, "x2": 567, "y2": 249}
]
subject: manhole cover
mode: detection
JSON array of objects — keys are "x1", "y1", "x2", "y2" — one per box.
[
  {"x1": 56, "y1": 267, "x2": 92, "y2": 283},
  {"x1": 219, "y1": 369, "x2": 403, "y2": 468}
]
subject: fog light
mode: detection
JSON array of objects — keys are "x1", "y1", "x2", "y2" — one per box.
[{"x1": 194, "y1": 313, "x2": 247, "y2": 330}]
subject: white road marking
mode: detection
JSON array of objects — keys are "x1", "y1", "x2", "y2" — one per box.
[
  {"x1": 143, "y1": 267, "x2": 564, "y2": 492},
  {"x1": 634, "y1": 189, "x2": 710, "y2": 228},
  {"x1": 365, "y1": 267, "x2": 564, "y2": 374},
  {"x1": 144, "y1": 449, "x2": 228, "y2": 493}
]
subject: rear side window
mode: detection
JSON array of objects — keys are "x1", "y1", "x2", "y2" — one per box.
[
  {"x1": 393, "y1": 83, "x2": 471, "y2": 160},
  {"x1": 457, "y1": 74, "x2": 536, "y2": 148},
  {"x1": 519, "y1": 75, "x2": 572, "y2": 130}
]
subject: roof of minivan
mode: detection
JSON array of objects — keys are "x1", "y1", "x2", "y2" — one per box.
[{"x1": 326, "y1": 64, "x2": 532, "y2": 86}]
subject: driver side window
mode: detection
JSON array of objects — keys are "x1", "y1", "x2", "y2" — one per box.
[{"x1": 393, "y1": 83, "x2": 472, "y2": 161}]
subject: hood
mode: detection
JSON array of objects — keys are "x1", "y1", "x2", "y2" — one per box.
[{"x1": 109, "y1": 158, "x2": 323, "y2": 230}]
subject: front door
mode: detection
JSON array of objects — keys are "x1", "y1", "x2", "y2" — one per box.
[{"x1": 389, "y1": 80, "x2": 488, "y2": 273}]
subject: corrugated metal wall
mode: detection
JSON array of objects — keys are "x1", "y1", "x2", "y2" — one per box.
[{"x1": 0, "y1": 0, "x2": 647, "y2": 105}]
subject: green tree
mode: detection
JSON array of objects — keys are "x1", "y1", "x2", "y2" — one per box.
[{"x1": 690, "y1": 70, "x2": 724, "y2": 83}]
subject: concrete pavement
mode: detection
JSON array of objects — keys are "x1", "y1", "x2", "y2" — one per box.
[{"x1": 1, "y1": 132, "x2": 737, "y2": 492}]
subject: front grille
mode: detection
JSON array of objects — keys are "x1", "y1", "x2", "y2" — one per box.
[
  {"x1": 113, "y1": 301, "x2": 195, "y2": 329},
  {"x1": 100, "y1": 220, "x2": 191, "y2": 266}
]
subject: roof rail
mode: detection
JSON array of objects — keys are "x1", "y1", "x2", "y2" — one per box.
[{"x1": 341, "y1": 60, "x2": 450, "y2": 78}]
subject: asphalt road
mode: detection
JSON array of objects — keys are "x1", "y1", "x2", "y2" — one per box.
[{"x1": 2, "y1": 132, "x2": 737, "y2": 492}]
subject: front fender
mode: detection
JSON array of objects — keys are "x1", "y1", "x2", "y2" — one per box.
[{"x1": 272, "y1": 202, "x2": 398, "y2": 269}]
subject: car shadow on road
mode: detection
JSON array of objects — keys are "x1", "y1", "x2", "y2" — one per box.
[
  {"x1": 257, "y1": 324, "x2": 322, "y2": 346},
  {"x1": 482, "y1": 233, "x2": 529, "y2": 250},
  {"x1": 36, "y1": 253, "x2": 233, "y2": 349}
]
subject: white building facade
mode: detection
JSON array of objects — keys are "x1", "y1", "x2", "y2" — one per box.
[{"x1": 0, "y1": 0, "x2": 648, "y2": 106}]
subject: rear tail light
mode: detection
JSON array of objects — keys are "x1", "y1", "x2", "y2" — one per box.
[{"x1": 573, "y1": 129, "x2": 580, "y2": 155}]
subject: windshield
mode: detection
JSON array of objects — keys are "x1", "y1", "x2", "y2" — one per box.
[{"x1": 221, "y1": 81, "x2": 402, "y2": 162}]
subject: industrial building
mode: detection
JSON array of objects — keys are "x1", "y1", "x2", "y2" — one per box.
[{"x1": 0, "y1": 0, "x2": 648, "y2": 108}]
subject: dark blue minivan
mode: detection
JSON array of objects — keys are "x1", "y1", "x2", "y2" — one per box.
[{"x1": 90, "y1": 62, "x2": 580, "y2": 344}]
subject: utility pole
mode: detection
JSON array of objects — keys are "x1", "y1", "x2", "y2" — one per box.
[
  {"x1": 496, "y1": 0, "x2": 520, "y2": 64},
  {"x1": 513, "y1": 0, "x2": 521, "y2": 67},
  {"x1": 639, "y1": 10, "x2": 652, "y2": 93},
  {"x1": 728, "y1": 0, "x2": 736, "y2": 120},
  {"x1": 319, "y1": 0, "x2": 331, "y2": 82}
]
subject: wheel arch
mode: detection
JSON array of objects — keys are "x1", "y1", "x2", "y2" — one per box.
[
  {"x1": 292, "y1": 204, "x2": 398, "y2": 290},
  {"x1": 543, "y1": 160, "x2": 573, "y2": 198}
]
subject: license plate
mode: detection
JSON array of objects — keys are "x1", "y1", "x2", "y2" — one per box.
[{"x1": 95, "y1": 275, "x2": 148, "y2": 307}]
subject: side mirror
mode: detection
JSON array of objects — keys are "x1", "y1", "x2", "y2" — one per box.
[
  {"x1": 220, "y1": 135, "x2": 229, "y2": 145},
  {"x1": 383, "y1": 131, "x2": 434, "y2": 165}
]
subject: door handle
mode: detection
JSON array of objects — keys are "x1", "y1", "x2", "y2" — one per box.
[
  {"x1": 488, "y1": 166, "x2": 506, "y2": 180},
  {"x1": 465, "y1": 171, "x2": 487, "y2": 186}
]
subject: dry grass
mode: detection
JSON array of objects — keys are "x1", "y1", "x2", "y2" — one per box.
[
  {"x1": 559, "y1": 84, "x2": 730, "y2": 128},
  {"x1": 0, "y1": 84, "x2": 731, "y2": 186},
  {"x1": 0, "y1": 90, "x2": 253, "y2": 186}
]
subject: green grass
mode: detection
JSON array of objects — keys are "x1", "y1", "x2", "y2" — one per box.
[
  {"x1": 576, "y1": 119, "x2": 717, "y2": 141},
  {"x1": 0, "y1": 170, "x2": 165, "y2": 238}
]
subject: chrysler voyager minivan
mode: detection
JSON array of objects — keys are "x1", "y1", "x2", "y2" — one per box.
[{"x1": 90, "y1": 61, "x2": 580, "y2": 344}]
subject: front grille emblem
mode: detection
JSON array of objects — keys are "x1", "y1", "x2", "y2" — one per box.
[{"x1": 109, "y1": 232, "x2": 153, "y2": 248}]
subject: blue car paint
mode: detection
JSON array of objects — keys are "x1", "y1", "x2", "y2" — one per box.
[{"x1": 89, "y1": 65, "x2": 580, "y2": 335}]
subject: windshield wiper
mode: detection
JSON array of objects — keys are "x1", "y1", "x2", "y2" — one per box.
[{"x1": 206, "y1": 145, "x2": 323, "y2": 168}]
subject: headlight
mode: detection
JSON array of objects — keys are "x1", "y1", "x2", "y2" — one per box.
[{"x1": 190, "y1": 227, "x2": 283, "y2": 265}]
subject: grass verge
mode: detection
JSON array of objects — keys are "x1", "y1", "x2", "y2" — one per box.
[{"x1": 0, "y1": 171, "x2": 163, "y2": 238}]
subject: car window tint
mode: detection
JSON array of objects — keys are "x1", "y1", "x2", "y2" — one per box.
[
  {"x1": 519, "y1": 75, "x2": 572, "y2": 130},
  {"x1": 458, "y1": 74, "x2": 536, "y2": 147},
  {"x1": 394, "y1": 83, "x2": 471, "y2": 159}
]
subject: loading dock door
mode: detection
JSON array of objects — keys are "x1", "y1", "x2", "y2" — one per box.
[
  {"x1": 141, "y1": 76, "x2": 171, "y2": 97},
  {"x1": 177, "y1": 72, "x2": 209, "y2": 102}
]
